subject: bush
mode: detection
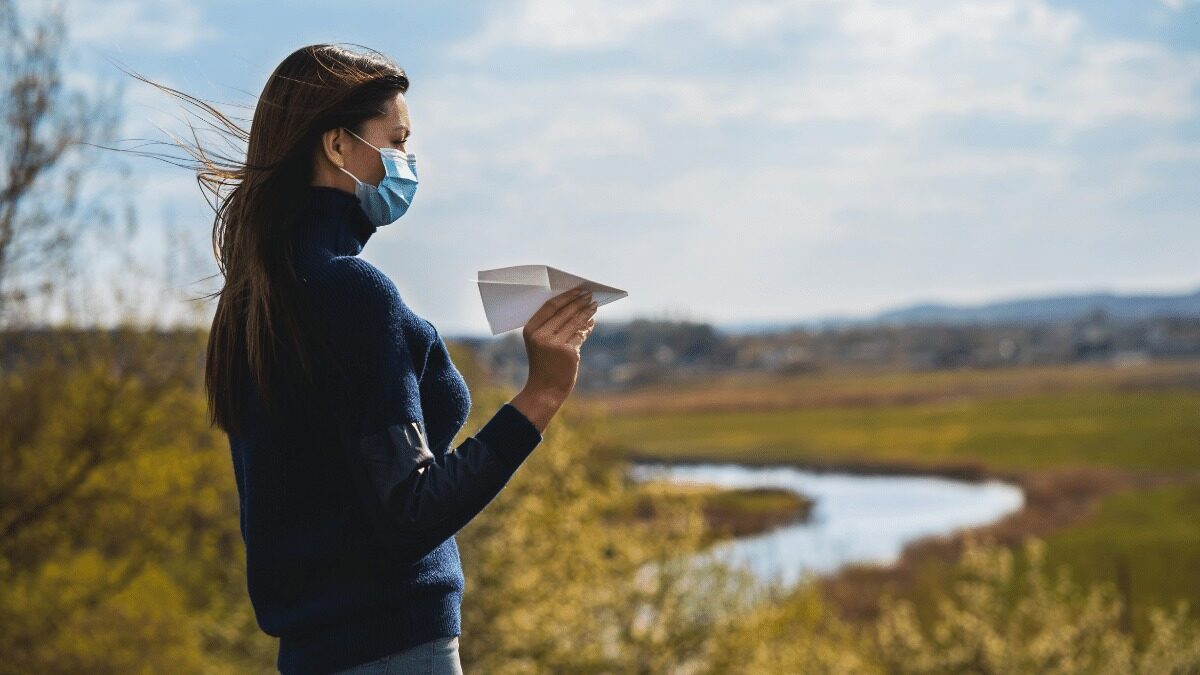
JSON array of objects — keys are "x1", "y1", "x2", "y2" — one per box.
[{"x1": 871, "y1": 536, "x2": 1200, "y2": 675}]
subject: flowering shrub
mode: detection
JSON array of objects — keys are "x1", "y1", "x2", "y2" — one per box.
[{"x1": 874, "y1": 537, "x2": 1200, "y2": 675}]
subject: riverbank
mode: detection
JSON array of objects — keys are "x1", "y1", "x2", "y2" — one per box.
[
  {"x1": 580, "y1": 359, "x2": 1200, "y2": 637},
  {"x1": 619, "y1": 453, "x2": 1188, "y2": 619},
  {"x1": 613, "y1": 479, "x2": 814, "y2": 547}
]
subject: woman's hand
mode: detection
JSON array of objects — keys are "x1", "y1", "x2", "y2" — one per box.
[{"x1": 508, "y1": 287, "x2": 598, "y2": 433}]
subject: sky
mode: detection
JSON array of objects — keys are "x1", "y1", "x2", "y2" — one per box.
[{"x1": 27, "y1": 0, "x2": 1200, "y2": 336}]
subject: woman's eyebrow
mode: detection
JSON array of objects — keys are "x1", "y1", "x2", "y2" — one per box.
[{"x1": 392, "y1": 124, "x2": 409, "y2": 132}]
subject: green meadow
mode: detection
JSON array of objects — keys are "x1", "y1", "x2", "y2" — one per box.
[
  {"x1": 582, "y1": 360, "x2": 1200, "y2": 636},
  {"x1": 591, "y1": 384, "x2": 1200, "y2": 473},
  {"x1": 1045, "y1": 483, "x2": 1200, "y2": 635}
]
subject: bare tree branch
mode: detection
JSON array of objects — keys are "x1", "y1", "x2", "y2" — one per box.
[{"x1": 0, "y1": 0, "x2": 125, "y2": 326}]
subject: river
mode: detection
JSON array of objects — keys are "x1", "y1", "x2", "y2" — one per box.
[{"x1": 628, "y1": 461, "x2": 1025, "y2": 589}]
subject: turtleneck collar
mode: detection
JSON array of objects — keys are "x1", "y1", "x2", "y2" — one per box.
[{"x1": 296, "y1": 185, "x2": 377, "y2": 257}]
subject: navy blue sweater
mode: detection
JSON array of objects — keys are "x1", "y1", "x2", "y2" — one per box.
[{"x1": 226, "y1": 185, "x2": 543, "y2": 674}]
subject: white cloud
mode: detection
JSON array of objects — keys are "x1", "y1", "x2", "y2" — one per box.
[
  {"x1": 448, "y1": 0, "x2": 1199, "y2": 132},
  {"x1": 63, "y1": 0, "x2": 220, "y2": 53},
  {"x1": 399, "y1": 0, "x2": 1200, "y2": 329},
  {"x1": 450, "y1": 0, "x2": 684, "y2": 56}
]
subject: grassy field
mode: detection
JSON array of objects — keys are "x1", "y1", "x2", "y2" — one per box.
[
  {"x1": 1045, "y1": 483, "x2": 1200, "y2": 636},
  {"x1": 579, "y1": 359, "x2": 1200, "y2": 635},
  {"x1": 594, "y1": 389, "x2": 1200, "y2": 473}
]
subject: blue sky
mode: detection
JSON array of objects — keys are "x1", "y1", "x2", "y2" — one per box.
[{"x1": 35, "y1": 0, "x2": 1200, "y2": 335}]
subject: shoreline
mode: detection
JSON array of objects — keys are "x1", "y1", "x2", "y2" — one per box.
[
  {"x1": 822, "y1": 463, "x2": 1192, "y2": 621},
  {"x1": 624, "y1": 450, "x2": 1002, "y2": 483},
  {"x1": 621, "y1": 450, "x2": 1195, "y2": 622}
]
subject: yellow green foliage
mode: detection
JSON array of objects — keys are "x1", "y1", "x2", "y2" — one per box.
[
  {"x1": 456, "y1": 390, "x2": 764, "y2": 673},
  {"x1": 2, "y1": 333, "x2": 1198, "y2": 673},
  {"x1": 0, "y1": 329, "x2": 275, "y2": 674},
  {"x1": 872, "y1": 537, "x2": 1200, "y2": 675}
]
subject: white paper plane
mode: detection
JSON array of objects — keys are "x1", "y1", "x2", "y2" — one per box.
[{"x1": 476, "y1": 264, "x2": 628, "y2": 335}]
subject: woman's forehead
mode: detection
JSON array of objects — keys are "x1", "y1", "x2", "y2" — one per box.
[{"x1": 375, "y1": 92, "x2": 410, "y2": 132}]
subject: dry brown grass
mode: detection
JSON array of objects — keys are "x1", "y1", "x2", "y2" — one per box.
[{"x1": 578, "y1": 360, "x2": 1200, "y2": 416}]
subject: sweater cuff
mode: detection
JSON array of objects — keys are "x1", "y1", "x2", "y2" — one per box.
[{"x1": 474, "y1": 403, "x2": 543, "y2": 469}]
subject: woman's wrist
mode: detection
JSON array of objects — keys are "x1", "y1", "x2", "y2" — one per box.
[{"x1": 508, "y1": 386, "x2": 568, "y2": 434}]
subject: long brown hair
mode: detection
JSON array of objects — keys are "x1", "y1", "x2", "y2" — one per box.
[{"x1": 114, "y1": 44, "x2": 409, "y2": 435}]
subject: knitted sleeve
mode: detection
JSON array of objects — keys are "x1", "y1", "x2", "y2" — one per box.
[{"x1": 307, "y1": 256, "x2": 543, "y2": 566}]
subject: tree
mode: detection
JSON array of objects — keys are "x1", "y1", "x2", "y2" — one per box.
[
  {"x1": 0, "y1": 0, "x2": 125, "y2": 326},
  {"x1": 0, "y1": 3, "x2": 271, "y2": 671}
]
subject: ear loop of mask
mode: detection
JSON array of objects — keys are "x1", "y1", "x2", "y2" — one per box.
[
  {"x1": 338, "y1": 128, "x2": 414, "y2": 183},
  {"x1": 344, "y1": 127, "x2": 380, "y2": 154},
  {"x1": 337, "y1": 128, "x2": 371, "y2": 185}
]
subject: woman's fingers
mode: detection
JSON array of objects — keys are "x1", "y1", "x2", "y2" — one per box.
[
  {"x1": 551, "y1": 300, "x2": 597, "y2": 340},
  {"x1": 566, "y1": 316, "x2": 597, "y2": 348},
  {"x1": 555, "y1": 304, "x2": 597, "y2": 343},
  {"x1": 526, "y1": 288, "x2": 588, "y2": 334},
  {"x1": 544, "y1": 292, "x2": 596, "y2": 336}
]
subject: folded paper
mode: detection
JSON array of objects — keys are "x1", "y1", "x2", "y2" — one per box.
[{"x1": 477, "y1": 264, "x2": 628, "y2": 335}]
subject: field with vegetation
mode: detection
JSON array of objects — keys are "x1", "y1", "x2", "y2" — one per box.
[
  {"x1": 581, "y1": 359, "x2": 1200, "y2": 640},
  {"x1": 2, "y1": 332, "x2": 1199, "y2": 673}
]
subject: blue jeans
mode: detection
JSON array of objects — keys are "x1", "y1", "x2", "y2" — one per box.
[{"x1": 329, "y1": 636, "x2": 463, "y2": 675}]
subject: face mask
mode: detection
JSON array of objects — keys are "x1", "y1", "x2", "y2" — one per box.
[{"x1": 337, "y1": 127, "x2": 419, "y2": 227}]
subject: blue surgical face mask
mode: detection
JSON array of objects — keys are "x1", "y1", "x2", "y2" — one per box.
[{"x1": 338, "y1": 127, "x2": 419, "y2": 227}]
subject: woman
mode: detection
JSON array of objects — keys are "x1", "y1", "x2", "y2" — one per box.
[{"x1": 198, "y1": 44, "x2": 598, "y2": 673}]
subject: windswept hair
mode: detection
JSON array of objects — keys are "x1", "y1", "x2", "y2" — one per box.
[{"x1": 110, "y1": 44, "x2": 409, "y2": 434}]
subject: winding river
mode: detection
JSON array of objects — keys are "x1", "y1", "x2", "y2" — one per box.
[{"x1": 628, "y1": 461, "x2": 1025, "y2": 589}]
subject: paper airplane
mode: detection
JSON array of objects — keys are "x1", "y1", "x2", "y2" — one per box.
[{"x1": 476, "y1": 264, "x2": 628, "y2": 335}]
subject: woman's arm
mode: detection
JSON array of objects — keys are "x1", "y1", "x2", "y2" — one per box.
[
  {"x1": 308, "y1": 257, "x2": 594, "y2": 566},
  {"x1": 508, "y1": 386, "x2": 565, "y2": 434}
]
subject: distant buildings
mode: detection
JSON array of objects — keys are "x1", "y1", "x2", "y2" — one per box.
[{"x1": 459, "y1": 311, "x2": 1200, "y2": 393}]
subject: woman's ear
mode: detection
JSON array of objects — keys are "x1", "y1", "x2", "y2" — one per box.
[{"x1": 322, "y1": 128, "x2": 346, "y2": 169}]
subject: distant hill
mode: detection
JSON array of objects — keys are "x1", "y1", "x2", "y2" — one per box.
[
  {"x1": 715, "y1": 286, "x2": 1200, "y2": 334},
  {"x1": 874, "y1": 287, "x2": 1200, "y2": 325}
]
